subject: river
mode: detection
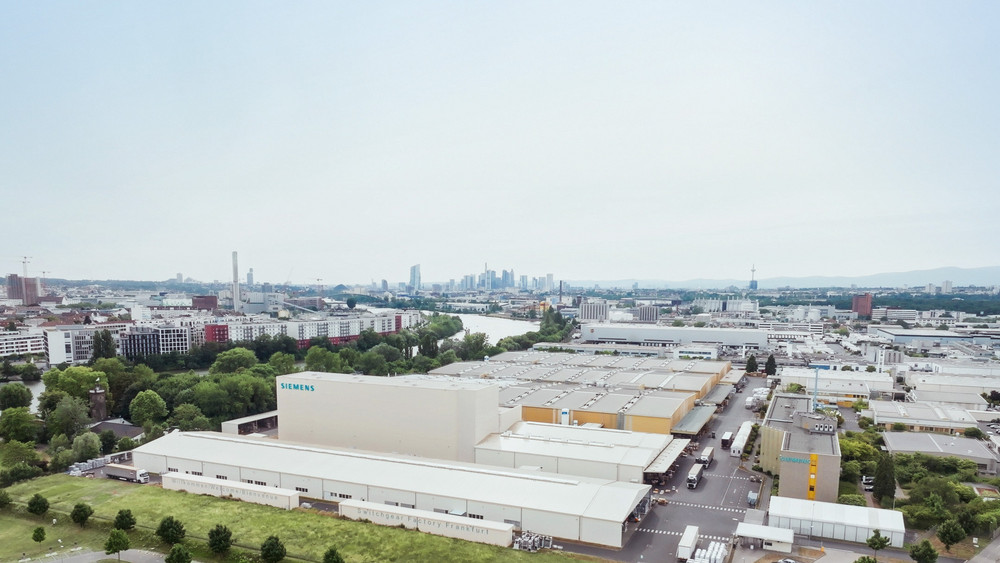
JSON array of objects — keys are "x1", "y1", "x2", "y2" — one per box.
[
  {"x1": 363, "y1": 308, "x2": 539, "y2": 344},
  {"x1": 0, "y1": 378, "x2": 45, "y2": 414}
]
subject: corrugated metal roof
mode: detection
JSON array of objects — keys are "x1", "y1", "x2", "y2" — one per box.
[{"x1": 768, "y1": 497, "x2": 905, "y2": 533}]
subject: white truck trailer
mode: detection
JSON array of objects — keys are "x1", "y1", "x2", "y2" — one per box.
[
  {"x1": 104, "y1": 463, "x2": 149, "y2": 483},
  {"x1": 677, "y1": 525, "x2": 699, "y2": 560}
]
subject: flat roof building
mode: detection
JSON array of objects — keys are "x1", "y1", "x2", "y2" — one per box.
[
  {"x1": 768, "y1": 497, "x2": 905, "y2": 548},
  {"x1": 868, "y1": 400, "x2": 977, "y2": 434},
  {"x1": 580, "y1": 324, "x2": 767, "y2": 349},
  {"x1": 132, "y1": 431, "x2": 652, "y2": 548},
  {"x1": 883, "y1": 432, "x2": 1000, "y2": 475},
  {"x1": 760, "y1": 394, "x2": 842, "y2": 504},
  {"x1": 276, "y1": 373, "x2": 501, "y2": 462}
]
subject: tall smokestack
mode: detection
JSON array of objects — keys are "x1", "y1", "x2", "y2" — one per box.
[{"x1": 232, "y1": 251, "x2": 241, "y2": 313}]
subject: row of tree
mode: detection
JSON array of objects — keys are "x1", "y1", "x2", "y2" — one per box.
[{"x1": 745, "y1": 354, "x2": 777, "y2": 375}]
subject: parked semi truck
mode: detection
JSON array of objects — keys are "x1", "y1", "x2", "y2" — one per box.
[
  {"x1": 698, "y1": 446, "x2": 714, "y2": 467},
  {"x1": 104, "y1": 463, "x2": 149, "y2": 483},
  {"x1": 677, "y1": 525, "x2": 699, "y2": 560}
]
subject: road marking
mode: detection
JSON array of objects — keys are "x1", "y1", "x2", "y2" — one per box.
[
  {"x1": 664, "y1": 500, "x2": 747, "y2": 514},
  {"x1": 636, "y1": 528, "x2": 731, "y2": 541}
]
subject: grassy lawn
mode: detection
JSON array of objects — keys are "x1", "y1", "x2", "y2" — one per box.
[
  {"x1": 3, "y1": 475, "x2": 602, "y2": 562},
  {"x1": 838, "y1": 480, "x2": 859, "y2": 496}
]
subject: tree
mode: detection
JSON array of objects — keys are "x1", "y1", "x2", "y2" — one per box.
[
  {"x1": 47, "y1": 396, "x2": 92, "y2": 439},
  {"x1": 268, "y1": 352, "x2": 298, "y2": 375},
  {"x1": 168, "y1": 403, "x2": 212, "y2": 431},
  {"x1": 0, "y1": 382, "x2": 33, "y2": 409},
  {"x1": 33, "y1": 526, "x2": 46, "y2": 545},
  {"x1": 764, "y1": 354, "x2": 777, "y2": 376},
  {"x1": 208, "y1": 524, "x2": 233, "y2": 555},
  {"x1": 260, "y1": 536, "x2": 286, "y2": 563},
  {"x1": 209, "y1": 347, "x2": 258, "y2": 374},
  {"x1": 866, "y1": 529, "x2": 890, "y2": 559},
  {"x1": 1, "y1": 439, "x2": 39, "y2": 466},
  {"x1": 854, "y1": 557, "x2": 877, "y2": 563},
  {"x1": 872, "y1": 454, "x2": 896, "y2": 503},
  {"x1": 116, "y1": 436, "x2": 138, "y2": 452},
  {"x1": 71, "y1": 503, "x2": 94, "y2": 527},
  {"x1": 129, "y1": 390, "x2": 167, "y2": 426},
  {"x1": 866, "y1": 365, "x2": 878, "y2": 373},
  {"x1": 936, "y1": 518, "x2": 965, "y2": 551},
  {"x1": 165, "y1": 544, "x2": 192, "y2": 563},
  {"x1": 909, "y1": 539, "x2": 938, "y2": 563},
  {"x1": 91, "y1": 329, "x2": 117, "y2": 360},
  {"x1": 27, "y1": 493, "x2": 49, "y2": 515},
  {"x1": 114, "y1": 509, "x2": 136, "y2": 530},
  {"x1": 99, "y1": 429, "x2": 118, "y2": 454},
  {"x1": 746, "y1": 355, "x2": 758, "y2": 373},
  {"x1": 72, "y1": 432, "x2": 102, "y2": 462},
  {"x1": 105, "y1": 529, "x2": 130, "y2": 561},
  {"x1": 155, "y1": 516, "x2": 186, "y2": 544},
  {"x1": 323, "y1": 546, "x2": 345, "y2": 563},
  {"x1": 0, "y1": 406, "x2": 37, "y2": 442},
  {"x1": 964, "y1": 427, "x2": 985, "y2": 439}
]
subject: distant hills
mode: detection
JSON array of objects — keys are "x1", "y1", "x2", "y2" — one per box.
[{"x1": 567, "y1": 266, "x2": 1000, "y2": 291}]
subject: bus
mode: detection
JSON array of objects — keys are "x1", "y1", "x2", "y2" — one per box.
[{"x1": 686, "y1": 463, "x2": 704, "y2": 489}]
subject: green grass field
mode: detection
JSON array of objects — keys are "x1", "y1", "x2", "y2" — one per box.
[{"x1": 2, "y1": 475, "x2": 601, "y2": 562}]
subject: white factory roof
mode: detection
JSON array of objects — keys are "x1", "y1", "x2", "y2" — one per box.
[
  {"x1": 768, "y1": 497, "x2": 905, "y2": 534},
  {"x1": 476, "y1": 421, "x2": 672, "y2": 469},
  {"x1": 869, "y1": 400, "x2": 976, "y2": 428},
  {"x1": 883, "y1": 432, "x2": 999, "y2": 462},
  {"x1": 283, "y1": 372, "x2": 496, "y2": 391},
  {"x1": 135, "y1": 432, "x2": 649, "y2": 523},
  {"x1": 908, "y1": 389, "x2": 989, "y2": 407},
  {"x1": 735, "y1": 523, "x2": 795, "y2": 543}
]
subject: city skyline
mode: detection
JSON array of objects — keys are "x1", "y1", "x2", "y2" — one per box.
[{"x1": 3, "y1": 3, "x2": 999, "y2": 283}]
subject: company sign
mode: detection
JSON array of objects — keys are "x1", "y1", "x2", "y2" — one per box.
[
  {"x1": 780, "y1": 456, "x2": 810, "y2": 464},
  {"x1": 279, "y1": 382, "x2": 315, "y2": 392}
]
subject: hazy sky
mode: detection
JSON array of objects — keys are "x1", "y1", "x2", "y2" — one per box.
[{"x1": 3, "y1": 2, "x2": 998, "y2": 286}]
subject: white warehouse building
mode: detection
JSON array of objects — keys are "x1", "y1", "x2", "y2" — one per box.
[
  {"x1": 132, "y1": 431, "x2": 651, "y2": 548},
  {"x1": 580, "y1": 324, "x2": 767, "y2": 349}
]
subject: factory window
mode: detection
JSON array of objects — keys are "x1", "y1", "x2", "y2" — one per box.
[
  {"x1": 190, "y1": 471, "x2": 203, "y2": 476},
  {"x1": 468, "y1": 513, "x2": 484, "y2": 520},
  {"x1": 385, "y1": 501, "x2": 399, "y2": 507},
  {"x1": 337, "y1": 493, "x2": 352, "y2": 499},
  {"x1": 253, "y1": 480, "x2": 266, "y2": 486},
  {"x1": 295, "y1": 487, "x2": 308, "y2": 493},
  {"x1": 216, "y1": 475, "x2": 228, "y2": 480},
  {"x1": 167, "y1": 467, "x2": 178, "y2": 473},
  {"x1": 809, "y1": 485, "x2": 815, "y2": 492}
]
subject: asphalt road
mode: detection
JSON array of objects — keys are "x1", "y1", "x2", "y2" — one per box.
[{"x1": 561, "y1": 376, "x2": 771, "y2": 562}]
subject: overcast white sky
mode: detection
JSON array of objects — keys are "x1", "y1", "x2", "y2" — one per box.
[{"x1": 3, "y1": 2, "x2": 998, "y2": 286}]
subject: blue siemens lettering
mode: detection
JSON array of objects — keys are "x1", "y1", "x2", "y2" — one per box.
[
  {"x1": 279, "y1": 383, "x2": 315, "y2": 392},
  {"x1": 780, "y1": 456, "x2": 810, "y2": 464}
]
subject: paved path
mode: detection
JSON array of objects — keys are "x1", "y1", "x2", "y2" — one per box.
[
  {"x1": 969, "y1": 535, "x2": 1000, "y2": 563},
  {"x1": 16, "y1": 549, "x2": 165, "y2": 563}
]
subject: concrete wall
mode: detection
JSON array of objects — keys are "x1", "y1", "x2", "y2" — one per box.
[
  {"x1": 339, "y1": 500, "x2": 514, "y2": 547},
  {"x1": 161, "y1": 473, "x2": 299, "y2": 509}
]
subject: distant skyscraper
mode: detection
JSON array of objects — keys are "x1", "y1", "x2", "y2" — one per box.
[
  {"x1": 176, "y1": 273, "x2": 183, "y2": 283},
  {"x1": 851, "y1": 293, "x2": 873, "y2": 318},
  {"x1": 381, "y1": 279, "x2": 389, "y2": 292},
  {"x1": 247, "y1": 268, "x2": 254, "y2": 287},
  {"x1": 545, "y1": 273, "x2": 554, "y2": 293},
  {"x1": 519, "y1": 275, "x2": 528, "y2": 290},
  {"x1": 942, "y1": 280, "x2": 953, "y2": 294},
  {"x1": 749, "y1": 265, "x2": 758, "y2": 290},
  {"x1": 409, "y1": 264, "x2": 421, "y2": 291}
]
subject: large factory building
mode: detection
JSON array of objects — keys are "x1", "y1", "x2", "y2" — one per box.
[
  {"x1": 132, "y1": 431, "x2": 651, "y2": 548},
  {"x1": 277, "y1": 372, "x2": 506, "y2": 462}
]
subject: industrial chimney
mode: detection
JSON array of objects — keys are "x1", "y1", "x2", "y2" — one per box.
[{"x1": 232, "y1": 251, "x2": 241, "y2": 313}]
